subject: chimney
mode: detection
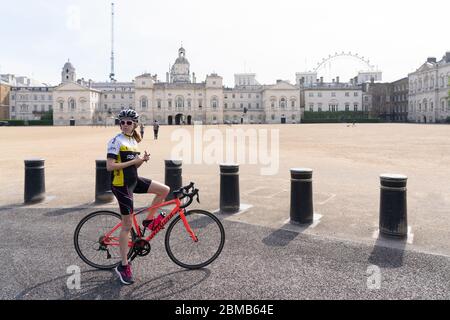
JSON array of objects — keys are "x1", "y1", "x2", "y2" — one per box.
[
  {"x1": 332, "y1": 78, "x2": 335, "y2": 83},
  {"x1": 336, "y1": 76, "x2": 339, "y2": 84},
  {"x1": 88, "y1": 79, "x2": 92, "y2": 88},
  {"x1": 166, "y1": 72, "x2": 169, "y2": 83},
  {"x1": 427, "y1": 57, "x2": 437, "y2": 63},
  {"x1": 445, "y1": 52, "x2": 450, "y2": 63},
  {"x1": 193, "y1": 72, "x2": 196, "y2": 83},
  {"x1": 320, "y1": 77, "x2": 323, "y2": 84}
]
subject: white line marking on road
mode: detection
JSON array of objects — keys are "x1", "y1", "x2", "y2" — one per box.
[
  {"x1": 317, "y1": 193, "x2": 336, "y2": 205},
  {"x1": 243, "y1": 186, "x2": 266, "y2": 195},
  {"x1": 270, "y1": 189, "x2": 289, "y2": 198}
]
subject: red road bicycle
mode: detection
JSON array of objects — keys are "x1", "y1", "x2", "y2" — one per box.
[{"x1": 74, "y1": 182, "x2": 225, "y2": 270}]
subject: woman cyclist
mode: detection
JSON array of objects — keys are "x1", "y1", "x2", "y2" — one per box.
[{"x1": 106, "y1": 109, "x2": 170, "y2": 285}]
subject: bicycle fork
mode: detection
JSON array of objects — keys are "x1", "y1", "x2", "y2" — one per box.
[{"x1": 179, "y1": 210, "x2": 198, "y2": 242}]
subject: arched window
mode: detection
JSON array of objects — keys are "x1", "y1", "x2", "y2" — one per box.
[
  {"x1": 69, "y1": 98, "x2": 75, "y2": 111},
  {"x1": 176, "y1": 96, "x2": 184, "y2": 109},
  {"x1": 79, "y1": 98, "x2": 87, "y2": 111},
  {"x1": 290, "y1": 99, "x2": 296, "y2": 108},
  {"x1": 280, "y1": 97, "x2": 286, "y2": 109},
  {"x1": 140, "y1": 97, "x2": 148, "y2": 109},
  {"x1": 270, "y1": 97, "x2": 276, "y2": 109},
  {"x1": 211, "y1": 97, "x2": 218, "y2": 109}
]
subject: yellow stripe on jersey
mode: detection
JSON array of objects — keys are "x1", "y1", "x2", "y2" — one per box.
[
  {"x1": 119, "y1": 145, "x2": 139, "y2": 152},
  {"x1": 112, "y1": 153, "x2": 125, "y2": 187}
]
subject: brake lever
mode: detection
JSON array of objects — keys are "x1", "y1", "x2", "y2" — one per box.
[{"x1": 183, "y1": 182, "x2": 194, "y2": 193}]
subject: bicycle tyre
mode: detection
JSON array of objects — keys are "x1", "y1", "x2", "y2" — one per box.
[
  {"x1": 165, "y1": 209, "x2": 225, "y2": 269},
  {"x1": 74, "y1": 210, "x2": 136, "y2": 270}
]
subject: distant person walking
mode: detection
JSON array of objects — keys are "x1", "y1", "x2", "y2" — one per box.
[
  {"x1": 139, "y1": 123, "x2": 145, "y2": 138},
  {"x1": 153, "y1": 120, "x2": 160, "y2": 140}
]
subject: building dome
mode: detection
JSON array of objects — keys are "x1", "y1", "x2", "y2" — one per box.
[
  {"x1": 61, "y1": 60, "x2": 76, "y2": 83},
  {"x1": 174, "y1": 47, "x2": 189, "y2": 65},
  {"x1": 170, "y1": 47, "x2": 191, "y2": 83},
  {"x1": 63, "y1": 60, "x2": 74, "y2": 70}
]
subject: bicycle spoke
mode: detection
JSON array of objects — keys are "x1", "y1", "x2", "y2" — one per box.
[
  {"x1": 165, "y1": 210, "x2": 225, "y2": 269},
  {"x1": 74, "y1": 211, "x2": 132, "y2": 269}
]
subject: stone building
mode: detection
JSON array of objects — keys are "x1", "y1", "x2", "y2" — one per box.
[
  {"x1": 408, "y1": 52, "x2": 450, "y2": 123},
  {"x1": 53, "y1": 61, "x2": 101, "y2": 126},
  {"x1": 9, "y1": 86, "x2": 54, "y2": 121},
  {"x1": 0, "y1": 82, "x2": 10, "y2": 119},
  {"x1": 52, "y1": 47, "x2": 300, "y2": 125},
  {"x1": 303, "y1": 77, "x2": 364, "y2": 113}
]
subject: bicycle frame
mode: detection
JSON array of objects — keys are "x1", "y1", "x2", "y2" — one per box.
[{"x1": 101, "y1": 196, "x2": 198, "y2": 248}]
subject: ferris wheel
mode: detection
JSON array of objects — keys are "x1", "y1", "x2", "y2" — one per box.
[{"x1": 313, "y1": 51, "x2": 377, "y2": 74}]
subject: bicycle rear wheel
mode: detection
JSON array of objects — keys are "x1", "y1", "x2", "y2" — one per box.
[
  {"x1": 165, "y1": 209, "x2": 225, "y2": 269},
  {"x1": 74, "y1": 210, "x2": 136, "y2": 270}
]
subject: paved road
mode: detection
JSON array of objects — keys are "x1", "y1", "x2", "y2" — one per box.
[{"x1": 0, "y1": 206, "x2": 448, "y2": 300}]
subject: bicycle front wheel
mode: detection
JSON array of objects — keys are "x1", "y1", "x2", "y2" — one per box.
[
  {"x1": 165, "y1": 210, "x2": 225, "y2": 269},
  {"x1": 74, "y1": 210, "x2": 136, "y2": 270}
]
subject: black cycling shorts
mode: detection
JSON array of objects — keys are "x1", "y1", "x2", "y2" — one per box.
[{"x1": 111, "y1": 177, "x2": 152, "y2": 216}]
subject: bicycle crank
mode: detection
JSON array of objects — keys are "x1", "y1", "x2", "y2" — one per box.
[{"x1": 132, "y1": 238, "x2": 151, "y2": 257}]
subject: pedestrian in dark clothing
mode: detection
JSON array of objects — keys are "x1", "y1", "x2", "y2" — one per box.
[
  {"x1": 153, "y1": 120, "x2": 159, "y2": 140},
  {"x1": 139, "y1": 123, "x2": 145, "y2": 138}
]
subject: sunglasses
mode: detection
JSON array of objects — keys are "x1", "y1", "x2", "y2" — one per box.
[{"x1": 120, "y1": 120, "x2": 134, "y2": 126}]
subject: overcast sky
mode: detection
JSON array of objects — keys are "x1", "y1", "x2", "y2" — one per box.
[{"x1": 1, "y1": 0, "x2": 449, "y2": 86}]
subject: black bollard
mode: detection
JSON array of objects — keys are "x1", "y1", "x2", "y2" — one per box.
[
  {"x1": 24, "y1": 159, "x2": 46, "y2": 204},
  {"x1": 290, "y1": 168, "x2": 314, "y2": 225},
  {"x1": 379, "y1": 174, "x2": 408, "y2": 238},
  {"x1": 95, "y1": 160, "x2": 114, "y2": 203},
  {"x1": 165, "y1": 160, "x2": 182, "y2": 200},
  {"x1": 220, "y1": 163, "x2": 240, "y2": 213}
]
